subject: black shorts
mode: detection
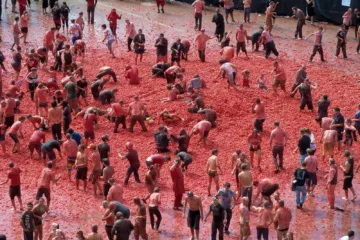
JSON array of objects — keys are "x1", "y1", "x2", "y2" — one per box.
[
  {"x1": 4, "y1": 116, "x2": 15, "y2": 128},
  {"x1": 9, "y1": 185, "x2": 21, "y2": 200},
  {"x1": 9, "y1": 133, "x2": 19, "y2": 143},
  {"x1": 171, "y1": 57, "x2": 180, "y2": 63},
  {"x1": 28, "y1": 141, "x2": 41, "y2": 154},
  {"x1": 337, "y1": 132, "x2": 343, "y2": 141},
  {"x1": 39, "y1": 56, "x2": 46, "y2": 64},
  {"x1": 39, "y1": 102, "x2": 48, "y2": 108},
  {"x1": 76, "y1": 167, "x2": 88, "y2": 180},
  {"x1": 104, "y1": 183, "x2": 111, "y2": 197},
  {"x1": 84, "y1": 131, "x2": 95, "y2": 140},
  {"x1": 307, "y1": 172, "x2": 317, "y2": 186},
  {"x1": 187, "y1": 210, "x2": 201, "y2": 230},
  {"x1": 204, "y1": 130, "x2": 210, "y2": 138},
  {"x1": 249, "y1": 145, "x2": 261, "y2": 152},
  {"x1": 21, "y1": 27, "x2": 28, "y2": 34},
  {"x1": 77, "y1": 91, "x2": 86, "y2": 99},
  {"x1": 343, "y1": 177, "x2": 353, "y2": 190},
  {"x1": 36, "y1": 187, "x2": 51, "y2": 201},
  {"x1": 135, "y1": 48, "x2": 145, "y2": 54},
  {"x1": 42, "y1": 149, "x2": 56, "y2": 160}
]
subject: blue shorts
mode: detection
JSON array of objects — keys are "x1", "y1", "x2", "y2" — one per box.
[
  {"x1": 106, "y1": 39, "x2": 115, "y2": 52},
  {"x1": 72, "y1": 36, "x2": 80, "y2": 45}
]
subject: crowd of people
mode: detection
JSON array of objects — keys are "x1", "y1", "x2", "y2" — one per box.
[{"x1": 0, "y1": 0, "x2": 359, "y2": 240}]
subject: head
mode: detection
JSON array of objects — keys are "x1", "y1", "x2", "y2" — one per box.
[
  {"x1": 264, "y1": 200, "x2": 272, "y2": 209},
  {"x1": 347, "y1": 230, "x2": 355, "y2": 239},
  {"x1": 101, "y1": 24, "x2": 107, "y2": 30},
  {"x1": 273, "y1": 61, "x2": 279, "y2": 67},
  {"x1": 306, "y1": 148, "x2": 314, "y2": 156},
  {"x1": 300, "y1": 128, "x2": 307, "y2": 135},
  {"x1": 278, "y1": 200, "x2": 285, "y2": 208},
  {"x1": 255, "y1": 98, "x2": 261, "y2": 104},
  {"x1": 329, "y1": 158, "x2": 335, "y2": 166},
  {"x1": 138, "y1": 29, "x2": 142, "y2": 35},
  {"x1": 274, "y1": 191, "x2": 280, "y2": 200},
  {"x1": 15, "y1": 16, "x2": 19, "y2": 22},
  {"x1": 116, "y1": 212, "x2": 124, "y2": 220},
  {"x1": 219, "y1": 59, "x2": 227, "y2": 65},
  {"x1": 79, "y1": 12, "x2": 83, "y2": 16},
  {"x1": 212, "y1": 149, "x2": 218, "y2": 156},
  {"x1": 134, "y1": 96, "x2": 139, "y2": 101},
  {"x1": 270, "y1": 1, "x2": 275, "y2": 6},
  {"x1": 154, "y1": 187, "x2": 160, "y2": 193},
  {"x1": 242, "y1": 197, "x2": 249, "y2": 205},
  {"x1": 67, "y1": 128, "x2": 74, "y2": 135},
  {"x1": 126, "y1": 141, "x2": 134, "y2": 150},
  {"x1": 292, "y1": 7, "x2": 297, "y2": 14},
  {"x1": 51, "y1": 101, "x2": 57, "y2": 108},
  {"x1": 341, "y1": 24, "x2": 346, "y2": 31},
  {"x1": 52, "y1": 223, "x2": 59, "y2": 231},
  {"x1": 133, "y1": 197, "x2": 141, "y2": 205},
  {"x1": 236, "y1": 149, "x2": 241, "y2": 156},
  {"x1": 301, "y1": 162, "x2": 307, "y2": 168},
  {"x1": 159, "y1": 33, "x2": 164, "y2": 39},
  {"x1": 216, "y1": 8, "x2": 220, "y2": 13},
  {"x1": 9, "y1": 162, "x2": 14, "y2": 169},
  {"x1": 239, "y1": 23, "x2": 244, "y2": 29},
  {"x1": 241, "y1": 163, "x2": 248, "y2": 171},
  {"x1": 31, "y1": 67, "x2": 37, "y2": 73},
  {"x1": 344, "y1": 150, "x2": 351, "y2": 158},
  {"x1": 346, "y1": 118, "x2": 352, "y2": 125},
  {"x1": 91, "y1": 225, "x2": 98, "y2": 233},
  {"x1": 27, "y1": 202, "x2": 33, "y2": 211},
  {"x1": 38, "y1": 197, "x2": 45, "y2": 205},
  {"x1": 212, "y1": 196, "x2": 219, "y2": 206},
  {"x1": 274, "y1": 121, "x2": 280, "y2": 127},
  {"x1": 51, "y1": 27, "x2": 56, "y2": 32},
  {"x1": 318, "y1": 26, "x2": 323, "y2": 32},
  {"x1": 76, "y1": 231, "x2": 85, "y2": 239},
  {"x1": 71, "y1": 19, "x2": 75, "y2": 23},
  {"x1": 103, "y1": 158, "x2": 110, "y2": 166},
  {"x1": 102, "y1": 134, "x2": 109, "y2": 142},
  {"x1": 253, "y1": 180, "x2": 259, "y2": 187},
  {"x1": 187, "y1": 191, "x2": 194, "y2": 199},
  {"x1": 78, "y1": 144, "x2": 85, "y2": 153},
  {"x1": 259, "y1": 26, "x2": 264, "y2": 33},
  {"x1": 125, "y1": 19, "x2": 130, "y2": 24},
  {"x1": 333, "y1": 107, "x2": 341, "y2": 116},
  {"x1": 201, "y1": 28, "x2": 205, "y2": 33},
  {"x1": 224, "y1": 182, "x2": 231, "y2": 191},
  {"x1": 47, "y1": 161, "x2": 53, "y2": 169},
  {"x1": 19, "y1": 116, "x2": 26, "y2": 123}
]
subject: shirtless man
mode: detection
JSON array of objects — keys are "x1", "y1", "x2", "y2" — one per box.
[
  {"x1": 128, "y1": 96, "x2": 147, "y2": 133},
  {"x1": 239, "y1": 197, "x2": 250, "y2": 240},
  {"x1": 235, "y1": 24, "x2": 249, "y2": 58},
  {"x1": 34, "y1": 83, "x2": 49, "y2": 116},
  {"x1": 89, "y1": 144, "x2": 103, "y2": 195},
  {"x1": 63, "y1": 133, "x2": 78, "y2": 180},
  {"x1": 26, "y1": 115, "x2": 46, "y2": 130},
  {"x1": 248, "y1": 129, "x2": 262, "y2": 169},
  {"x1": 306, "y1": 26, "x2": 326, "y2": 62},
  {"x1": 183, "y1": 192, "x2": 203, "y2": 240},
  {"x1": 189, "y1": 120, "x2": 212, "y2": 144},
  {"x1": 87, "y1": 225, "x2": 103, "y2": 240},
  {"x1": 253, "y1": 178, "x2": 273, "y2": 203},
  {"x1": 321, "y1": 126, "x2": 337, "y2": 161},
  {"x1": 73, "y1": 39, "x2": 86, "y2": 61},
  {"x1": 253, "y1": 98, "x2": 266, "y2": 132},
  {"x1": 32, "y1": 197, "x2": 48, "y2": 240},
  {"x1": 102, "y1": 201, "x2": 115, "y2": 240},
  {"x1": 194, "y1": 29, "x2": 215, "y2": 62},
  {"x1": 74, "y1": 144, "x2": 88, "y2": 191},
  {"x1": 206, "y1": 149, "x2": 223, "y2": 196},
  {"x1": 231, "y1": 149, "x2": 241, "y2": 189},
  {"x1": 28, "y1": 128, "x2": 46, "y2": 160},
  {"x1": 238, "y1": 163, "x2": 253, "y2": 209},
  {"x1": 271, "y1": 61, "x2": 286, "y2": 95},
  {"x1": 143, "y1": 166, "x2": 158, "y2": 203},
  {"x1": 96, "y1": 66, "x2": 117, "y2": 83},
  {"x1": 134, "y1": 197, "x2": 148, "y2": 240},
  {"x1": 220, "y1": 45, "x2": 235, "y2": 62}
]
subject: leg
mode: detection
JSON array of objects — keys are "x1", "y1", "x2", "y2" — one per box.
[
  {"x1": 300, "y1": 185, "x2": 307, "y2": 205},
  {"x1": 149, "y1": 207, "x2": 155, "y2": 229},
  {"x1": 91, "y1": 7, "x2": 95, "y2": 24},
  {"x1": 208, "y1": 176, "x2": 212, "y2": 196},
  {"x1": 198, "y1": 14, "x2": 202, "y2": 31},
  {"x1": 272, "y1": 147, "x2": 279, "y2": 170},
  {"x1": 278, "y1": 147, "x2": 284, "y2": 168},
  {"x1": 236, "y1": 41, "x2": 241, "y2": 56},
  {"x1": 335, "y1": 43, "x2": 340, "y2": 57},
  {"x1": 127, "y1": 37, "x2": 132, "y2": 51},
  {"x1": 295, "y1": 187, "x2": 300, "y2": 206},
  {"x1": 154, "y1": 207, "x2": 162, "y2": 230},
  {"x1": 133, "y1": 166, "x2": 141, "y2": 183},
  {"x1": 137, "y1": 117, "x2": 148, "y2": 132},
  {"x1": 129, "y1": 116, "x2": 136, "y2": 132},
  {"x1": 225, "y1": 208, "x2": 232, "y2": 232},
  {"x1": 124, "y1": 165, "x2": 134, "y2": 185},
  {"x1": 342, "y1": 43, "x2": 347, "y2": 58},
  {"x1": 218, "y1": 223, "x2": 224, "y2": 240},
  {"x1": 211, "y1": 222, "x2": 217, "y2": 240}
]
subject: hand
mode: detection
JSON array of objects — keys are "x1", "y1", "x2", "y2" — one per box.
[{"x1": 182, "y1": 213, "x2": 185, "y2": 218}]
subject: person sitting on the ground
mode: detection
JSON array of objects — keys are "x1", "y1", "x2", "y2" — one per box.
[
  {"x1": 188, "y1": 93, "x2": 204, "y2": 113},
  {"x1": 125, "y1": 65, "x2": 140, "y2": 85},
  {"x1": 158, "y1": 109, "x2": 184, "y2": 124}
]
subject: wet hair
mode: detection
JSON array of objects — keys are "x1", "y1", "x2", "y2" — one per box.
[
  {"x1": 26, "y1": 114, "x2": 32, "y2": 119},
  {"x1": 47, "y1": 161, "x2": 53, "y2": 168},
  {"x1": 62, "y1": 100, "x2": 68, "y2": 108},
  {"x1": 212, "y1": 149, "x2": 218, "y2": 155},
  {"x1": 101, "y1": 24, "x2": 106, "y2": 29},
  {"x1": 301, "y1": 162, "x2": 307, "y2": 167},
  {"x1": 241, "y1": 163, "x2": 247, "y2": 170},
  {"x1": 334, "y1": 107, "x2": 340, "y2": 112},
  {"x1": 103, "y1": 158, "x2": 110, "y2": 166},
  {"x1": 91, "y1": 225, "x2": 98, "y2": 233},
  {"x1": 51, "y1": 101, "x2": 57, "y2": 108},
  {"x1": 166, "y1": 84, "x2": 172, "y2": 91},
  {"x1": 300, "y1": 128, "x2": 306, "y2": 134},
  {"x1": 9, "y1": 162, "x2": 14, "y2": 168},
  {"x1": 78, "y1": 144, "x2": 85, "y2": 151},
  {"x1": 134, "y1": 96, "x2": 139, "y2": 100},
  {"x1": 51, "y1": 27, "x2": 57, "y2": 31},
  {"x1": 224, "y1": 182, "x2": 230, "y2": 188},
  {"x1": 66, "y1": 133, "x2": 71, "y2": 139},
  {"x1": 102, "y1": 135, "x2": 109, "y2": 142},
  {"x1": 154, "y1": 187, "x2": 160, "y2": 193},
  {"x1": 274, "y1": 121, "x2": 280, "y2": 126},
  {"x1": 67, "y1": 128, "x2": 74, "y2": 134},
  {"x1": 253, "y1": 180, "x2": 259, "y2": 186},
  {"x1": 329, "y1": 158, "x2": 335, "y2": 164},
  {"x1": 306, "y1": 148, "x2": 314, "y2": 155},
  {"x1": 15, "y1": 16, "x2": 19, "y2": 21},
  {"x1": 347, "y1": 230, "x2": 355, "y2": 237},
  {"x1": 255, "y1": 98, "x2": 261, "y2": 104},
  {"x1": 279, "y1": 200, "x2": 285, "y2": 207},
  {"x1": 76, "y1": 231, "x2": 85, "y2": 240},
  {"x1": 19, "y1": 116, "x2": 26, "y2": 122},
  {"x1": 236, "y1": 149, "x2": 241, "y2": 155},
  {"x1": 179, "y1": 128, "x2": 187, "y2": 136},
  {"x1": 133, "y1": 197, "x2": 141, "y2": 205}
]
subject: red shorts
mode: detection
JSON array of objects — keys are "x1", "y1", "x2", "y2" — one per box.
[{"x1": 156, "y1": 0, "x2": 165, "y2": 7}]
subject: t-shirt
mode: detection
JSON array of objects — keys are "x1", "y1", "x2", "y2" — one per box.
[
  {"x1": 298, "y1": 135, "x2": 311, "y2": 155},
  {"x1": 8, "y1": 168, "x2": 21, "y2": 186},
  {"x1": 209, "y1": 203, "x2": 225, "y2": 223},
  {"x1": 84, "y1": 113, "x2": 97, "y2": 132},
  {"x1": 29, "y1": 130, "x2": 45, "y2": 143},
  {"x1": 125, "y1": 149, "x2": 140, "y2": 166},
  {"x1": 217, "y1": 189, "x2": 235, "y2": 209},
  {"x1": 336, "y1": 30, "x2": 346, "y2": 43},
  {"x1": 41, "y1": 140, "x2": 61, "y2": 152},
  {"x1": 98, "y1": 142, "x2": 110, "y2": 159},
  {"x1": 177, "y1": 152, "x2": 192, "y2": 163},
  {"x1": 104, "y1": 28, "x2": 115, "y2": 41},
  {"x1": 333, "y1": 113, "x2": 345, "y2": 132},
  {"x1": 71, "y1": 132, "x2": 82, "y2": 145},
  {"x1": 261, "y1": 30, "x2": 273, "y2": 43},
  {"x1": 294, "y1": 168, "x2": 309, "y2": 186},
  {"x1": 220, "y1": 62, "x2": 235, "y2": 75},
  {"x1": 114, "y1": 201, "x2": 130, "y2": 218},
  {"x1": 155, "y1": 38, "x2": 168, "y2": 56},
  {"x1": 99, "y1": 90, "x2": 113, "y2": 101},
  {"x1": 21, "y1": 211, "x2": 35, "y2": 231},
  {"x1": 355, "y1": 110, "x2": 360, "y2": 128},
  {"x1": 317, "y1": 100, "x2": 330, "y2": 118},
  {"x1": 64, "y1": 82, "x2": 77, "y2": 99}
]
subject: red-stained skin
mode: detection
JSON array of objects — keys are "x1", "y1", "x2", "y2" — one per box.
[{"x1": 0, "y1": 0, "x2": 359, "y2": 239}]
